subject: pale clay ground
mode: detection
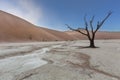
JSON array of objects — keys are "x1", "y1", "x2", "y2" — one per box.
[{"x1": 0, "y1": 40, "x2": 120, "y2": 80}]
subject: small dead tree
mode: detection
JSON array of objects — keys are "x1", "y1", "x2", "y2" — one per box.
[{"x1": 66, "y1": 12, "x2": 112, "y2": 48}]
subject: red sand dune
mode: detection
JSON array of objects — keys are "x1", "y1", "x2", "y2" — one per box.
[
  {"x1": 0, "y1": 10, "x2": 120, "y2": 42},
  {"x1": 0, "y1": 10, "x2": 75, "y2": 42}
]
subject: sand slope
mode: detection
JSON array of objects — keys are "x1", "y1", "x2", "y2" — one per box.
[{"x1": 0, "y1": 10, "x2": 74, "y2": 42}]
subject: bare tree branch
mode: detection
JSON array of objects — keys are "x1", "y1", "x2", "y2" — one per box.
[
  {"x1": 77, "y1": 28, "x2": 86, "y2": 30},
  {"x1": 84, "y1": 16, "x2": 91, "y2": 40},
  {"x1": 84, "y1": 15, "x2": 88, "y2": 28},
  {"x1": 94, "y1": 11, "x2": 112, "y2": 33},
  {"x1": 90, "y1": 16, "x2": 94, "y2": 33},
  {"x1": 65, "y1": 24, "x2": 88, "y2": 36}
]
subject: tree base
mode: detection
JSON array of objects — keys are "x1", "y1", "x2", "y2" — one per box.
[
  {"x1": 89, "y1": 46, "x2": 96, "y2": 48},
  {"x1": 89, "y1": 45, "x2": 99, "y2": 48}
]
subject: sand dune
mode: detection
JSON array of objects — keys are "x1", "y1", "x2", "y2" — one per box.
[
  {"x1": 0, "y1": 10, "x2": 74, "y2": 42},
  {"x1": 0, "y1": 10, "x2": 120, "y2": 42}
]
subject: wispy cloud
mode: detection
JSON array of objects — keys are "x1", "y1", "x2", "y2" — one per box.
[{"x1": 0, "y1": 0, "x2": 42, "y2": 25}]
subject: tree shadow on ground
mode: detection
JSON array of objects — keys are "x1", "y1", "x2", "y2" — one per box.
[{"x1": 77, "y1": 46, "x2": 99, "y2": 49}]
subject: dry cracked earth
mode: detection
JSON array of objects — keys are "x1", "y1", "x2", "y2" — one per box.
[{"x1": 0, "y1": 40, "x2": 120, "y2": 80}]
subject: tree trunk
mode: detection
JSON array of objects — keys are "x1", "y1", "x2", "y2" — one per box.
[{"x1": 89, "y1": 39, "x2": 96, "y2": 48}]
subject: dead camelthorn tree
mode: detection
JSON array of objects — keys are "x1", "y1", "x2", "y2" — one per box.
[{"x1": 66, "y1": 12, "x2": 112, "y2": 48}]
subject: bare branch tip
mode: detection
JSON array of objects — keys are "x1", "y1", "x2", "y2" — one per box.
[{"x1": 108, "y1": 11, "x2": 112, "y2": 15}]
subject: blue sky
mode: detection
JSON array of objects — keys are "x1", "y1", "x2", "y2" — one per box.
[{"x1": 0, "y1": 0, "x2": 120, "y2": 31}]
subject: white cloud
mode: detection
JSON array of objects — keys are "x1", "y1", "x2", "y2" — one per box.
[{"x1": 0, "y1": 0, "x2": 42, "y2": 25}]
